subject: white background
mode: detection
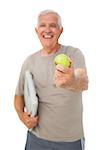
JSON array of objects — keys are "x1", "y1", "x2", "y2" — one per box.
[{"x1": 0, "y1": 0, "x2": 100, "y2": 149}]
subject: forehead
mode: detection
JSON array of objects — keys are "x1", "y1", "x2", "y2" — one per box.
[{"x1": 39, "y1": 13, "x2": 58, "y2": 24}]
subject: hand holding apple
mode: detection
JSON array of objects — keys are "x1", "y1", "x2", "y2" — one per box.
[{"x1": 54, "y1": 54, "x2": 74, "y2": 87}]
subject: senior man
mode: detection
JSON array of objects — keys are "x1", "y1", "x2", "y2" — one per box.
[{"x1": 14, "y1": 10, "x2": 88, "y2": 150}]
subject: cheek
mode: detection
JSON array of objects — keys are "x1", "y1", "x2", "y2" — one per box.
[
  {"x1": 53, "y1": 30, "x2": 61, "y2": 38},
  {"x1": 39, "y1": 28, "x2": 44, "y2": 33},
  {"x1": 37, "y1": 29, "x2": 44, "y2": 35}
]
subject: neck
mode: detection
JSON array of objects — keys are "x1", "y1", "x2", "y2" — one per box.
[{"x1": 41, "y1": 43, "x2": 61, "y2": 56}]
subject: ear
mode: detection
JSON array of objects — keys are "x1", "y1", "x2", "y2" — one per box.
[
  {"x1": 58, "y1": 27, "x2": 63, "y2": 38},
  {"x1": 61, "y1": 27, "x2": 63, "y2": 34}
]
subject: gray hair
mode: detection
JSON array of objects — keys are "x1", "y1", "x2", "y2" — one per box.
[{"x1": 37, "y1": 10, "x2": 62, "y2": 29}]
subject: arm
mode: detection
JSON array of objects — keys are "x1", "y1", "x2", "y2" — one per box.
[
  {"x1": 14, "y1": 95, "x2": 38, "y2": 129},
  {"x1": 14, "y1": 95, "x2": 25, "y2": 115},
  {"x1": 68, "y1": 68, "x2": 88, "y2": 91},
  {"x1": 54, "y1": 65, "x2": 88, "y2": 92}
]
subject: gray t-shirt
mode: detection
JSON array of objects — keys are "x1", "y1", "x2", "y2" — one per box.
[{"x1": 15, "y1": 45, "x2": 86, "y2": 142}]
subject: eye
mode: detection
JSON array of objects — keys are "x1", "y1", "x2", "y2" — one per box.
[
  {"x1": 50, "y1": 24, "x2": 58, "y2": 28},
  {"x1": 39, "y1": 24, "x2": 46, "y2": 27}
]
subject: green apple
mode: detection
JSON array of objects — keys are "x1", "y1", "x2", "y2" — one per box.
[{"x1": 54, "y1": 54, "x2": 71, "y2": 67}]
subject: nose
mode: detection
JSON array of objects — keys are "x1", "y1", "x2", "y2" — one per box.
[{"x1": 45, "y1": 25, "x2": 51, "y2": 32}]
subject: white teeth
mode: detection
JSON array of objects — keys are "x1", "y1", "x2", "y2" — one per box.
[{"x1": 43, "y1": 35, "x2": 53, "y2": 39}]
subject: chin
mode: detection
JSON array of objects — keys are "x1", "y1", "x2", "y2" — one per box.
[{"x1": 43, "y1": 43, "x2": 53, "y2": 49}]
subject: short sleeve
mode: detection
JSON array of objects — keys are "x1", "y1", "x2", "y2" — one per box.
[
  {"x1": 73, "y1": 49, "x2": 86, "y2": 70},
  {"x1": 15, "y1": 57, "x2": 30, "y2": 96}
]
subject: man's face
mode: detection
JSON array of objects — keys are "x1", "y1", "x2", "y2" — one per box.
[{"x1": 35, "y1": 13, "x2": 63, "y2": 49}]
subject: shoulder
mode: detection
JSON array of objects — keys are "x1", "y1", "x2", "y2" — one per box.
[
  {"x1": 22, "y1": 50, "x2": 41, "y2": 66},
  {"x1": 62, "y1": 45, "x2": 84, "y2": 57},
  {"x1": 63, "y1": 45, "x2": 81, "y2": 52}
]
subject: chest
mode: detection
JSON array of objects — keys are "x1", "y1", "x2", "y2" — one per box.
[{"x1": 32, "y1": 57, "x2": 55, "y2": 88}]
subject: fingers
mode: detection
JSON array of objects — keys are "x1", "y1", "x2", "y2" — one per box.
[
  {"x1": 56, "y1": 64, "x2": 67, "y2": 73},
  {"x1": 27, "y1": 116, "x2": 38, "y2": 129},
  {"x1": 20, "y1": 112, "x2": 39, "y2": 129},
  {"x1": 55, "y1": 65, "x2": 74, "y2": 79},
  {"x1": 55, "y1": 70, "x2": 63, "y2": 78},
  {"x1": 26, "y1": 119, "x2": 38, "y2": 129},
  {"x1": 54, "y1": 64, "x2": 74, "y2": 87},
  {"x1": 56, "y1": 64, "x2": 74, "y2": 74},
  {"x1": 27, "y1": 120, "x2": 38, "y2": 129}
]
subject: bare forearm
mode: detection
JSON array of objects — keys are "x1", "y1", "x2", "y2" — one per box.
[
  {"x1": 69, "y1": 76, "x2": 88, "y2": 91},
  {"x1": 14, "y1": 95, "x2": 25, "y2": 116},
  {"x1": 14, "y1": 95, "x2": 38, "y2": 128}
]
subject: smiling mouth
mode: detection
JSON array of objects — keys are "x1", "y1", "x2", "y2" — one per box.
[{"x1": 43, "y1": 35, "x2": 54, "y2": 39}]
